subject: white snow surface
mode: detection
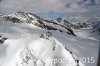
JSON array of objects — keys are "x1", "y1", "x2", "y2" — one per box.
[{"x1": 0, "y1": 20, "x2": 99, "y2": 66}]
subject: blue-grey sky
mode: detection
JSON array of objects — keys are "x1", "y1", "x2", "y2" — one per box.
[{"x1": 0, "y1": 0, "x2": 100, "y2": 18}]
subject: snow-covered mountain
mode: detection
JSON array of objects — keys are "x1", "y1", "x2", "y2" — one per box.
[
  {"x1": 0, "y1": 11, "x2": 76, "y2": 36},
  {"x1": 50, "y1": 16, "x2": 93, "y2": 29},
  {"x1": 0, "y1": 11, "x2": 99, "y2": 66}
]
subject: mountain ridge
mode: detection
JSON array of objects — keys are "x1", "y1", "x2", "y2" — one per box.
[{"x1": 0, "y1": 11, "x2": 76, "y2": 36}]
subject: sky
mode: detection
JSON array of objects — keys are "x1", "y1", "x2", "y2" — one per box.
[{"x1": 0, "y1": 0, "x2": 100, "y2": 19}]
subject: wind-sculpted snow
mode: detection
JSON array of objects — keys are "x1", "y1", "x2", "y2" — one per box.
[
  {"x1": 0, "y1": 20, "x2": 84, "y2": 66},
  {"x1": 15, "y1": 32, "x2": 83, "y2": 66},
  {"x1": 0, "y1": 12, "x2": 99, "y2": 66}
]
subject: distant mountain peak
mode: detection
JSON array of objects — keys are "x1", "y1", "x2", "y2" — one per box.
[{"x1": 0, "y1": 11, "x2": 76, "y2": 36}]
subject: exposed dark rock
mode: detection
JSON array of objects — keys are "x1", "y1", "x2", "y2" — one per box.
[
  {"x1": 40, "y1": 32, "x2": 53, "y2": 39},
  {"x1": 56, "y1": 17, "x2": 62, "y2": 23},
  {"x1": 65, "y1": 46, "x2": 80, "y2": 66},
  {"x1": 0, "y1": 36, "x2": 8, "y2": 44},
  {"x1": 0, "y1": 11, "x2": 76, "y2": 36},
  {"x1": 67, "y1": 28, "x2": 76, "y2": 36},
  {"x1": 3, "y1": 16, "x2": 21, "y2": 23}
]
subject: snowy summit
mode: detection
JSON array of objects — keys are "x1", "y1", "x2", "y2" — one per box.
[{"x1": 0, "y1": 11, "x2": 99, "y2": 66}]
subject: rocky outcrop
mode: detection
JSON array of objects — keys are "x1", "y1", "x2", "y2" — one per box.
[
  {"x1": 0, "y1": 36, "x2": 8, "y2": 44},
  {"x1": 0, "y1": 11, "x2": 76, "y2": 36},
  {"x1": 17, "y1": 32, "x2": 80, "y2": 66}
]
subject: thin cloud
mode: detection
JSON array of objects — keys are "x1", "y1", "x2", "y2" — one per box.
[{"x1": 0, "y1": 0, "x2": 100, "y2": 14}]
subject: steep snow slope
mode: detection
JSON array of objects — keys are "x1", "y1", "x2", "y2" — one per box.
[
  {"x1": 0, "y1": 21, "x2": 83, "y2": 66},
  {"x1": 0, "y1": 11, "x2": 76, "y2": 36},
  {"x1": 0, "y1": 12, "x2": 99, "y2": 66}
]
